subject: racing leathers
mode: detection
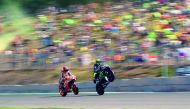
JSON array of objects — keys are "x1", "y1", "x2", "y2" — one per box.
[
  {"x1": 59, "y1": 70, "x2": 75, "y2": 89},
  {"x1": 93, "y1": 63, "x2": 108, "y2": 84}
]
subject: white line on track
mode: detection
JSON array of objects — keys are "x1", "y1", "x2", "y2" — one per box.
[{"x1": 0, "y1": 92, "x2": 190, "y2": 96}]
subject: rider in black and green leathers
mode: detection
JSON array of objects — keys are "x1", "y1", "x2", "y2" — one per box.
[{"x1": 93, "y1": 59, "x2": 106, "y2": 83}]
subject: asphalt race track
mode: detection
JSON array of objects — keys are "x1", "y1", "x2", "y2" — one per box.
[{"x1": 0, "y1": 92, "x2": 190, "y2": 109}]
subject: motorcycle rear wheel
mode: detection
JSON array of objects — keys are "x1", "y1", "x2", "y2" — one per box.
[
  {"x1": 96, "y1": 83, "x2": 104, "y2": 95},
  {"x1": 59, "y1": 87, "x2": 67, "y2": 97}
]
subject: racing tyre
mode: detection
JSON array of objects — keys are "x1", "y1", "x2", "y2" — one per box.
[
  {"x1": 96, "y1": 83, "x2": 104, "y2": 95},
  {"x1": 59, "y1": 86, "x2": 67, "y2": 97},
  {"x1": 72, "y1": 85, "x2": 79, "y2": 95},
  {"x1": 107, "y1": 69, "x2": 115, "y2": 82}
]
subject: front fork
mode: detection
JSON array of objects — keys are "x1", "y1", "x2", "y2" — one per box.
[{"x1": 102, "y1": 76, "x2": 110, "y2": 88}]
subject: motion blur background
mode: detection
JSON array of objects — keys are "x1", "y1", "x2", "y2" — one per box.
[{"x1": 0, "y1": 0, "x2": 190, "y2": 84}]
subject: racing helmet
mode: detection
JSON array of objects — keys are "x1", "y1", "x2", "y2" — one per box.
[
  {"x1": 62, "y1": 66, "x2": 69, "y2": 72},
  {"x1": 96, "y1": 59, "x2": 102, "y2": 65}
]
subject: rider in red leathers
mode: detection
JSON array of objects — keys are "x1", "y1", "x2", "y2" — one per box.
[{"x1": 59, "y1": 66, "x2": 76, "y2": 91}]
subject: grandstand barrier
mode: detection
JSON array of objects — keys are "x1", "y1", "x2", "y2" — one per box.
[{"x1": 0, "y1": 76, "x2": 190, "y2": 93}]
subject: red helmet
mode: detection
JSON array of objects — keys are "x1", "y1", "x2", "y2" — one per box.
[{"x1": 62, "y1": 66, "x2": 69, "y2": 72}]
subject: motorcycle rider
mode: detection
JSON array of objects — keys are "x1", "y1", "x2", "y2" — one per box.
[
  {"x1": 93, "y1": 59, "x2": 109, "y2": 84},
  {"x1": 59, "y1": 66, "x2": 75, "y2": 90}
]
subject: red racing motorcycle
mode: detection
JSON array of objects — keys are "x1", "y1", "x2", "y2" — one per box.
[{"x1": 58, "y1": 75, "x2": 79, "y2": 97}]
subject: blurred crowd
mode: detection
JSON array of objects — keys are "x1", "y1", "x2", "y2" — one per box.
[{"x1": 1, "y1": 0, "x2": 190, "y2": 69}]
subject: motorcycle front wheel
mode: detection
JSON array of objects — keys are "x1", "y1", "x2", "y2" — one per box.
[
  {"x1": 106, "y1": 69, "x2": 115, "y2": 82},
  {"x1": 72, "y1": 84, "x2": 79, "y2": 95}
]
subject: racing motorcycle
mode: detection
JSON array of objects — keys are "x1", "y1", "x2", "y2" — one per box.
[
  {"x1": 95, "y1": 65, "x2": 115, "y2": 95},
  {"x1": 58, "y1": 75, "x2": 79, "y2": 97}
]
